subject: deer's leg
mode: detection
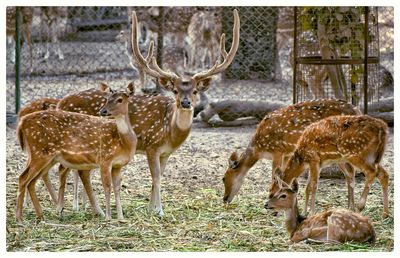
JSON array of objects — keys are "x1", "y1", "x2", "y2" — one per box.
[
  {"x1": 72, "y1": 171, "x2": 80, "y2": 211},
  {"x1": 28, "y1": 162, "x2": 55, "y2": 221},
  {"x1": 100, "y1": 164, "x2": 112, "y2": 220},
  {"x1": 56, "y1": 165, "x2": 70, "y2": 215},
  {"x1": 16, "y1": 158, "x2": 52, "y2": 223},
  {"x1": 146, "y1": 149, "x2": 164, "y2": 216},
  {"x1": 41, "y1": 169, "x2": 58, "y2": 205},
  {"x1": 354, "y1": 162, "x2": 377, "y2": 212},
  {"x1": 306, "y1": 161, "x2": 320, "y2": 215},
  {"x1": 159, "y1": 154, "x2": 170, "y2": 176},
  {"x1": 291, "y1": 226, "x2": 328, "y2": 243},
  {"x1": 271, "y1": 153, "x2": 283, "y2": 178},
  {"x1": 377, "y1": 165, "x2": 389, "y2": 218},
  {"x1": 111, "y1": 167, "x2": 124, "y2": 220},
  {"x1": 78, "y1": 170, "x2": 104, "y2": 217},
  {"x1": 50, "y1": 21, "x2": 63, "y2": 60},
  {"x1": 338, "y1": 162, "x2": 355, "y2": 211}
]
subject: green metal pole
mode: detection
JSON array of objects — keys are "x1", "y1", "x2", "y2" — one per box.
[
  {"x1": 363, "y1": 7, "x2": 369, "y2": 114},
  {"x1": 15, "y1": 7, "x2": 22, "y2": 114}
]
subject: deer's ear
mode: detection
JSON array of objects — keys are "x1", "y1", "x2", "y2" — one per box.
[
  {"x1": 228, "y1": 151, "x2": 240, "y2": 169},
  {"x1": 290, "y1": 179, "x2": 299, "y2": 193},
  {"x1": 158, "y1": 78, "x2": 174, "y2": 91},
  {"x1": 127, "y1": 82, "x2": 135, "y2": 96},
  {"x1": 98, "y1": 82, "x2": 111, "y2": 92},
  {"x1": 196, "y1": 77, "x2": 212, "y2": 92},
  {"x1": 274, "y1": 167, "x2": 284, "y2": 179}
]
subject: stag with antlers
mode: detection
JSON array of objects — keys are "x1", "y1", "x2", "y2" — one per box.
[{"x1": 54, "y1": 10, "x2": 240, "y2": 216}]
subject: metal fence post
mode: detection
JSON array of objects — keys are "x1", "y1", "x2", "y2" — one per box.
[
  {"x1": 15, "y1": 7, "x2": 22, "y2": 115},
  {"x1": 363, "y1": 6, "x2": 369, "y2": 114},
  {"x1": 156, "y1": 6, "x2": 164, "y2": 67}
]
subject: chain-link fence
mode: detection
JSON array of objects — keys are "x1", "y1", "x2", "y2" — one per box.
[{"x1": 6, "y1": 6, "x2": 393, "y2": 124}]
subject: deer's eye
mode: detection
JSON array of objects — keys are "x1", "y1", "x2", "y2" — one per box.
[
  {"x1": 117, "y1": 98, "x2": 123, "y2": 103},
  {"x1": 193, "y1": 90, "x2": 198, "y2": 95},
  {"x1": 173, "y1": 89, "x2": 179, "y2": 95},
  {"x1": 279, "y1": 194, "x2": 287, "y2": 199}
]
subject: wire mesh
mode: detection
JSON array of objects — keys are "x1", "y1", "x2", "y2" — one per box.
[
  {"x1": 292, "y1": 7, "x2": 387, "y2": 113},
  {"x1": 6, "y1": 6, "x2": 393, "y2": 123}
]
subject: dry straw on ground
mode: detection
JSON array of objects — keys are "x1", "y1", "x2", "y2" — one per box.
[{"x1": 6, "y1": 122, "x2": 394, "y2": 251}]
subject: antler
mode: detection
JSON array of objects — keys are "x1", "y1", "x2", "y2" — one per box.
[
  {"x1": 192, "y1": 9, "x2": 240, "y2": 82},
  {"x1": 131, "y1": 11, "x2": 177, "y2": 81}
]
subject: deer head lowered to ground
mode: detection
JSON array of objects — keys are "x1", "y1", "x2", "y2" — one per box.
[
  {"x1": 268, "y1": 115, "x2": 389, "y2": 218},
  {"x1": 16, "y1": 85, "x2": 137, "y2": 222},
  {"x1": 222, "y1": 99, "x2": 361, "y2": 205},
  {"x1": 265, "y1": 176, "x2": 376, "y2": 244}
]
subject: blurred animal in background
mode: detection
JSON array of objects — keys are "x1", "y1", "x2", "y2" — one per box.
[{"x1": 6, "y1": 7, "x2": 34, "y2": 72}]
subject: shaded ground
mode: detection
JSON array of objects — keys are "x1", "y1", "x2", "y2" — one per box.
[{"x1": 6, "y1": 121, "x2": 394, "y2": 251}]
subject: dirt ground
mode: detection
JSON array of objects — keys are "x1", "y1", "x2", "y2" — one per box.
[{"x1": 5, "y1": 117, "x2": 394, "y2": 251}]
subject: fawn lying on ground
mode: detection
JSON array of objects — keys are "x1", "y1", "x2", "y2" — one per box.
[{"x1": 265, "y1": 176, "x2": 376, "y2": 244}]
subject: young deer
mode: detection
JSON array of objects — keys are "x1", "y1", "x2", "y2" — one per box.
[
  {"x1": 16, "y1": 86, "x2": 137, "y2": 222},
  {"x1": 222, "y1": 99, "x2": 361, "y2": 204},
  {"x1": 56, "y1": 10, "x2": 240, "y2": 216},
  {"x1": 17, "y1": 82, "x2": 112, "y2": 213},
  {"x1": 17, "y1": 97, "x2": 60, "y2": 205},
  {"x1": 265, "y1": 177, "x2": 376, "y2": 244},
  {"x1": 268, "y1": 115, "x2": 389, "y2": 218}
]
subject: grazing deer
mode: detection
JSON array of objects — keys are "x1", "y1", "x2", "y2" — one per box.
[
  {"x1": 265, "y1": 177, "x2": 376, "y2": 244},
  {"x1": 6, "y1": 6, "x2": 34, "y2": 72},
  {"x1": 16, "y1": 85, "x2": 136, "y2": 222},
  {"x1": 222, "y1": 99, "x2": 361, "y2": 204},
  {"x1": 268, "y1": 115, "x2": 389, "y2": 218}
]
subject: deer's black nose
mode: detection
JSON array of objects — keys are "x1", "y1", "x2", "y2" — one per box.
[
  {"x1": 181, "y1": 98, "x2": 191, "y2": 109},
  {"x1": 264, "y1": 201, "x2": 271, "y2": 209},
  {"x1": 99, "y1": 108, "x2": 109, "y2": 116}
]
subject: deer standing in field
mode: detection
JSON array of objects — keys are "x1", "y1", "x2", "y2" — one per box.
[
  {"x1": 222, "y1": 99, "x2": 361, "y2": 205},
  {"x1": 187, "y1": 10, "x2": 221, "y2": 69},
  {"x1": 55, "y1": 10, "x2": 240, "y2": 216},
  {"x1": 268, "y1": 115, "x2": 389, "y2": 218},
  {"x1": 265, "y1": 177, "x2": 376, "y2": 244},
  {"x1": 15, "y1": 84, "x2": 135, "y2": 223},
  {"x1": 17, "y1": 83, "x2": 112, "y2": 213},
  {"x1": 6, "y1": 6, "x2": 34, "y2": 72},
  {"x1": 18, "y1": 97, "x2": 60, "y2": 206},
  {"x1": 38, "y1": 7, "x2": 67, "y2": 61}
]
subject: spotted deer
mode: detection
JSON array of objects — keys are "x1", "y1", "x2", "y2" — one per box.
[
  {"x1": 15, "y1": 85, "x2": 135, "y2": 223},
  {"x1": 55, "y1": 10, "x2": 240, "y2": 216},
  {"x1": 115, "y1": 29, "x2": 156, "y2": 91},
  {"x1": 265, "y1": 177, "x2": 376, "y2": 244},
  {"x1": 17, "y1": 97, "x2": 60, "y2": 206},
  {"x1": 17, "y1": 83, "x2": 112, "y2": 214},
  {"x1": 38, "y1": 7, "x2": 67, "y2": 61},
  {"x1": 6, "y1": 6, "x2": 34, "y2": 72},
  {"x1": 187, "y1": 10, "x2": 221, "y2": 69},
  {"x1": 269, "y1": 115, "x2": 389, "y2": 218},
  {"x1": 222, "y1": 99, "x2": 361, "y2": 204}
]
